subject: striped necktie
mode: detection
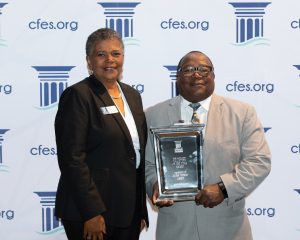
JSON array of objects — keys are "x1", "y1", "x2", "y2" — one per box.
[{"x1": 189, "y1": 103, "x2": 201, "y2": 124}]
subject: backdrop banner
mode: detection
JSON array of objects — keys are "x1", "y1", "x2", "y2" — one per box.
[{"x1": 1, "y1": 0, "x2": 300, "y2": 239}]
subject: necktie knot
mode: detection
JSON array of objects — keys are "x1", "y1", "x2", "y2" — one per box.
[
  {"x1": 189, "y1": 103, "x2": 201, "y2": 124},
  {"x1": 189, "y1": 102, "x2": 201, "y2": 111}
]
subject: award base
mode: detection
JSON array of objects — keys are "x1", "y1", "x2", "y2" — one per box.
[{"x1": 157, "y1": 191, "x2": 199, "y2": 202}]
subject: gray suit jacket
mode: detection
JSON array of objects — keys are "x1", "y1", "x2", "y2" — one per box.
[{"x1": 145, "y1": 94, "x2": 271, "y2": 240}]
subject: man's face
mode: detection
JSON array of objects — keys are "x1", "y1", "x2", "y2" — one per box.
[{"x1": 177, "y1": 52, "x2": 215, "y2": 102}]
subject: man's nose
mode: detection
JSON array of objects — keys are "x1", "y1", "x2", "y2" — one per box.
[{"x1": 192, "y1": 71, "x2": 203, "y2": 77}]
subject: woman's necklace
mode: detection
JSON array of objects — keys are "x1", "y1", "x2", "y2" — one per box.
[{"x1": 110, "y1": 92, "x2": 122, "y2": 99}]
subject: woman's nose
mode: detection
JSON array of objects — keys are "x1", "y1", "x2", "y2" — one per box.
[{"x1": 106, "y1": 54, "x2": 114, "y2": 62}]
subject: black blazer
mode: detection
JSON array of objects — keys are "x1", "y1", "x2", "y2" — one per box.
[{"x1": 54, "y1": 75, "x2": 148, "y2": 227}]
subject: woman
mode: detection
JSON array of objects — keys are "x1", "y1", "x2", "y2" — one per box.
[{"x1": 54, "y1": 28, "x2": 148, "y2": 240}]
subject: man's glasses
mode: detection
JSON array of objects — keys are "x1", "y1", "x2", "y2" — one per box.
[{"x1": 178, "y1": 65, "x2": 213, "y2": 77}]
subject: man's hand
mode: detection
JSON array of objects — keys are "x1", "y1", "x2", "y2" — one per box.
[
  {"x1": 152, "y1": 181, "x2": 174, "y2": 207},
  {"x1": 195, "y1": 184, "x2": 224, "y2": 208},
  {"x1": 83, "y1": 215, "x2": 106, "y2": 240}
]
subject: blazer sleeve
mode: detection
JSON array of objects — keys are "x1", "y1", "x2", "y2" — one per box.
[
  {"x1": 220, "y1": 104, "x2": 271, "y2": 205},
  {"x1": 55, "y1": 87, "x2": 106, "y2": 221},
  {"x1": 144, "y1": 106, "x2": 159, "y2": 199}
]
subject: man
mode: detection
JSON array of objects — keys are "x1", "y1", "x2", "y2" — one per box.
[{"x1": 145, "y1": 51, "x2": 271, "y2": 240}]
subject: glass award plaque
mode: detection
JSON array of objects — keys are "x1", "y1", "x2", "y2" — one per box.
[{"x1": 150, "y1": 124, "x2": 204, "y2": 202}]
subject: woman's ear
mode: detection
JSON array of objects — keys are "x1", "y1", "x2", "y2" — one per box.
[
  {"x1": 86, "y1": 56, "x2": 93, "y2": 75},
  {"x1": 86, "y1": 56, "x2": 91, "y2": 69}
]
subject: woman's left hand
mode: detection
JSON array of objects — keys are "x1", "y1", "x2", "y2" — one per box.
[
  {"x1": 140, "y1": 219, "x2": 147, "y2": 232},
  {"x1": 83, "y1": 215, "x2": 106, "y2": 240}
]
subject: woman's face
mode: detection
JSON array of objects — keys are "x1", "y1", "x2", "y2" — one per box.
[{"x1": 86, "y1": 38, "x2": 124, "y2": 85}]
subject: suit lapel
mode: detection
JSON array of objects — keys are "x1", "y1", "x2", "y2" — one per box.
[
  {"x1": 167, "y1": 96, "x2": 182, "y2": 125},
  {"x1": 120, "y1": 83, "x2": 143, "y2": 148},
  {"x1": 206, "y1": 94, "x2": 224, "y2": 129},
  {"x1": 204, "y1": 94, "x2": 224, "y2": 155},
  {"x1": 90, "y1": 76, "x2": 134, "y2": 149}
]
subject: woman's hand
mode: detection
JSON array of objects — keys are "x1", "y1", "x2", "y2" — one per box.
[{"x1": 83, "y1": 215, "x2": 106, "y2": 240}]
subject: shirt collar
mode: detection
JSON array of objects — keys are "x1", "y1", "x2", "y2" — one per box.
[{"x1": 181, "y1": 95, "x2": 212, "y2": 112}]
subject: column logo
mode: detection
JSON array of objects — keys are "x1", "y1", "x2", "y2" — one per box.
[
  {"x1": 32, "y1": 66, "x2": 75, "y2": 110},
  {"x1": 98, "y1": 2, "x2": 141, "y2": 46},
  {"x1": 164, "y1": 65, "x2": 178, "y2": 98},
  {"x1": 264, "y1": 127, "x2": 271, "y2": 133},
  {"x1": 0, "y1": 129, "x2": 9, "y2": 173},
  {"x1": 34, "y1": 192, "x2": 64, "y2": 235},
  {"x1": 0, "y1": 2, "x2": 8, "y2": 47},
  {"x1": 294, "y1": 189, "x2": 300, "y2": 232},
  {"x1": 229, "y1": 2, "x2": 271, "y2": 46},
  {"x1": 293, "y1": 65, "x2": 300, "y2": 108}
]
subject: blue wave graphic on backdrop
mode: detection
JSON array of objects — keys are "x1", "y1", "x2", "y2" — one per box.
[
  {"x1": 0, "y1": 38, "x2": 7, "y2": 47},
  {"x1": 0, "y1": 164, "x2": 9, "y2": 173},
  {"x1": 123, "y1": 38, "x2": 140, "y2": 46},
  {"x1": 34, "y1": 104, "x2": 59, "y2": 110},
  {"x1": 231, "y1": 37, "x2": 271, "y2": 46},
  {"x1": 36, "y1": 226, "x2": 64, "y2": 235}
]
